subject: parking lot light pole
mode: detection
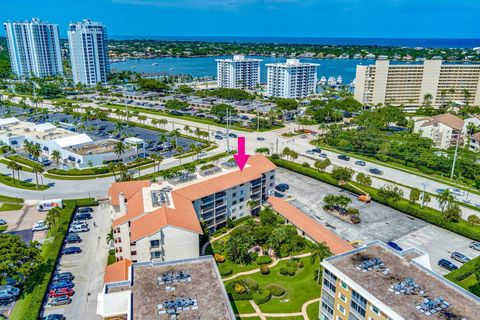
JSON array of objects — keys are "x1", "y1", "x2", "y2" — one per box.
[{"x1": 420, "y1": 181, "x2": 428, "y2": 207}]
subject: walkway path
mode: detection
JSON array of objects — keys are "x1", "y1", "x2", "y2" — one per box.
[
  {"x1": 222, "y1": 252, "x2": 311, "y2": 281},
  {"x1": 235, "y1": 297, "x2": 320, "y2": 319}
]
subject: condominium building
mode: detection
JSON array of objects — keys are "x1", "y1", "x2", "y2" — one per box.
[
  {"x1": 320, "y1": 241, "x2": 480, "y2": 320},
  {"x1": 266, "y1": 59, "x2": 319, "y2": 99},
  {"x1": 67, "y1": 19, "x2": 109, "y2": 85},
  {"x1": 97, "y1": 256, "x2": 235, "y2": 319},
  {"x1": 354, "y1": 59, "x2": 480, "y2": 109},
  {"x1": 413, "y1": 113, "x2": 465, "y2": 149},
  {"x1": 216, "y1": 55, "x2": 262, "y2": 89},
  {"x1": 3, "y1": 18, "x2": 63, "y2": 77},
  {"x1": 108, "y1": 155, "x2": 276, "y2": 263}
]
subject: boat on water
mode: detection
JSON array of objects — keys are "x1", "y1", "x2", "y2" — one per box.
[
  {"x1": 131, "y1": 66, "x2": 136, "y2": 68},
  {"x1": 328, "y1": 76, "x2": 337, "y2": 87},
  {"x1": 152, "y1": 62, "x2": 159, "y2": 66},
  {"x1": 336, "y1": 75, "x2": 343, "y2": 85},
  {"x1": 169, "y1": 68, "x2": 175, "y2": 71}
]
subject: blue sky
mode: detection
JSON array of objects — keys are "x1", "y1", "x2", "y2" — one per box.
[{"x1": 1, "y1": 0, "x2": 479, "y2": 38}]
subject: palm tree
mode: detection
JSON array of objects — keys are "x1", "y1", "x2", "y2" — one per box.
[
  {"x1": 170, "y1": 129, "x2": 181, "y2": 148},
  {"x1": 423, "y1": 93, "x2": 433, "y2": 109},
  {"x1": 438, "y1": 189, "x2": 454, "y2": 213},
  {"x1": 184, "y1": 125, "x2": 190, "y2": 136},
  {"x1": 462, "y1": 89, "x2": 472, "y2": 106},
  {"x1": 176, "y1": 146, "x2": 184, "y2": 164},
  {"x1": 113, "y1": 141, "x2": 126, "y2": 162},
  {"x1": 7, "y1": 161, "x2": 17, "y2": 184},
  {"x1": 51, "y1": 150, "x2": 61, "y2": 169},
  {"x1": 107, "y1": 162, "x2": 118, "y2": 181},
  {"x1": 310, "y1": 242, "x2": 332, "y2": 285},
  {"x1": 32, "y1": 163, "x2": 44, "y2": 189},
  {"x1": 106, "y1": 228, "x2": 114, "y2": 245},
  {"x1": 46, "y1": 207, "x2": 61, "y2": 233}
]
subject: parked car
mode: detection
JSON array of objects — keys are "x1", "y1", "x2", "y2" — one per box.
[
  {"x1": 50, "y1": 280, "x2": 74, "y2": 290},
  {"x1": 387, "y1": 241, "x2": 403, "y2": 251},
  {"x1": 49, "y1": 296, "x2": 71, "y2": 306},
  {"x1": 41, "y1": 315, "x2": 65, "y2": 320},
  {"x1": 0, "y1": 219, "x2": 6, "y2": 225},
  {"x1": 228, "y1": 133, "x2": 238, "y2": 138},
  {"x1": 48, "y1": 288, "x2": 74, "y2": 298},
  {"x1": 214, "y1": 135, "x2": 223, "y2": 140},
  {"x1": 0, "y1": 285, "x2": 20, "y2": 302},
  {"x1": 338, "y1": 154, "x2": 350, "y2": 161},
  {"x1": 319, "y1": 153, "x2": 328, "y2": 158},
  {"x1": 32, "y1": 220, "x2": 48, "y2": 232},
  {"x1": 65, "y1": 234, "x2": 82, "y2": 244},
  {"x1": 312, "y1": 148, "x2": 321, "y2": 153},
  {"x1": 62, "y1": 247, "x2": 82, "y2": 255},
  {"x1": 74, "y1": 213, "x2": 92, "y2": 220},
  {"x1": 53, "y1": 272, "x2": 74, "y2": 282},
  {"x1": 69, "y1": 225, "x2": 89, "y2": 233},
  {"x1": 256, "y1": 137, "x2": 265, "y2": 141},
  {"x1": 451, "y1": 252, "x2": 470, "y2": 264},
  {"x1": 305, "y1": 150, "x2": 315, "y2": 155},
  {"x1": 75, "y1": 207, "x2": 93, "y2": 214},
  {"x1": 469, "y1": 241, "x2": 480, "y2": 251},
  {"x1": 437, "y1": 259, "x2": 458, "y2": 271},
  {"x1": 71, "y1": 221, "x2": 88, "y2": 228},
  {"x1": 355, "y1": 160, "x2": 366, "y2": 166},
  {"x1": 369, "y1": 168, "x2": 384, "y2": 175},
  {"x1": 198, "y1": 151, "x2": 207, "y2": 158},
  {"x1": 275, "y1": 183, "x2": 290, "y2": 192}
]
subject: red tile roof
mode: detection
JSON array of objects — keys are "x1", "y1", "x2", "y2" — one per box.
[
  {"x1": 108, "y1": 181, "x2": 151, "y2": 206},
  {"x1": 267, "y1": 197, "x2": 354, "y2": 255},
  {"x1": 104, "y1": 259, "x2": 131, "y2": 283}
]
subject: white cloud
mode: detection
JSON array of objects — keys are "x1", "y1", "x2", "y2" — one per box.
[{"x1": 112, "y1": 0, "x2": 303, "y2": 10}]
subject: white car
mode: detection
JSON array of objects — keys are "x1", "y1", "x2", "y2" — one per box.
[
  {"x1": 0, "y1": 219, "x2": 7, "y2": 225},
  {"x1": 32, "y1": 220, "x2": 48, "y2": 232},
  {"x1": 71, "y1": 221, "x2": 88, "y2": 228},
  {"x1": 198, "y1": 151, "x2": 207, "y2": 158},
  {"x1": 69, "y1": 224, "x2": 89, "y2": 233}
]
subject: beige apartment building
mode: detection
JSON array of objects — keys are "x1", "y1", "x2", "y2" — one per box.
[
  {"x1": 320, "y1": 241, "x2": 480, "y2": 320},
  {"x1": 354, "y1": 59, "x2": 480, "y2": 110}
]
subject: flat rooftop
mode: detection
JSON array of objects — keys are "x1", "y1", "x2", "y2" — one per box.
[
  {"x1": 324, "y1": 242, "x2": 480, "y2": 320},
  {"x1": 0, "y1": 119, "x2": 75, "y2": 142},
  {"x1": 70, "y1": 139, "x2": 123, "y2": 155},
  {"x1": 106, "y1": 256, "x2": 235, "y2": 320}
]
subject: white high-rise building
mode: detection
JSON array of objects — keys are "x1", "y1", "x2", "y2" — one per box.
[
  {"x1": 67, "y1": 20, "x2": 109, "y2": 85},
  {"x1": 354, "y1": 59, "x2": 480, "y2": 110},
  {"x1": 266, "y1": 59, "x2": 318, "y2": 99},
  {"x1": 3, "y1": 18, "x2": 63, "y2": 78},
  {"x1": 216, "y1": 55, "x2": 262, "y2": 89}
]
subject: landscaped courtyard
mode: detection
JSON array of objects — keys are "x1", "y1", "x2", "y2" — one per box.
[{"x1": 206, "y1": 207, "x2": 331, "y2": 319}]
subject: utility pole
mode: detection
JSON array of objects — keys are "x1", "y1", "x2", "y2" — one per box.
[
  {"x1": 226, "y1": 107, "x2": 230, "y2": 153},
  {"x1": 257, "y1": 110, "x2": 260, "y2": 131},
  {"x1": 450, "y1": 133, "x2": 460, "y2": 178},
  {"x1": 275, "y1": 138, "x2": 279, "y2": 154}
]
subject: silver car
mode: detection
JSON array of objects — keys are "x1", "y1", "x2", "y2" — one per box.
[{"x1": 469, "y1": 241, "x2": 480, "y2": 251}]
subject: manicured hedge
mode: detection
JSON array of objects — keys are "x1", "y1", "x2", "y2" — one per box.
[
  {"x1": 253, "y1": 288, "x2": 271, "y2": 305},
  {"x1": 445, "y1": 256, "x2": 480, "y2": 283},
  {"x1": 7, "y1": 155, "x2": 42, "y2": 168},
  {"x1": 267, "y1": 284, "x2": 286, "y2": 296},
  {"x1": 48, "y1": 158, "x2": 153, "y2": 176},
  {"x1": 219, "y1": 264, "x2": 233, "y2": 276},
  {"x1": 270, "y1": 157, "x2": 480, "y2": 242},
  {"x1": 256, "y1": 255, "x2": 272, "y2": 265},
  {"x1": 226, "y1": 281, "x2": 252, "y2": 300}
]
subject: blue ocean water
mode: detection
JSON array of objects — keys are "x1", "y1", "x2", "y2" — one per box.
[
  {"x1": 110, "y1": 35, "x2": 480, "y2": 49},
  {"x1": 111, "y1": 56, "x2": 373, "y2": 84}
]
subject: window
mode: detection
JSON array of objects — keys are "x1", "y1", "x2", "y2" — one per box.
[
  {"x1": 371, "y1": 305, "x2": 379, "y2": 315},
  {"x1": 240, "y1": 197, "x2": 245, "y2": 202},
  {"x1": 232, "y1": 200, "x2": 237, "y2": 205},
  {"x1": 340, "y1": 293, "x2": 346, "y2": 302},
  {"x1": 150, "y1": 240, "x2": 160, "y2": 248},
  {"x1": 233, "y1": 192, "x2": 237, "y2": 197},
  {"x1": 338, "y1": 305, "x2": 345, "y2": 315},
  {"x1": 151, "y1": 251, "x2": 162, "y2": 259},
  {"x1": 341, "y1": 281, "x2": 348, "y2": 290}
]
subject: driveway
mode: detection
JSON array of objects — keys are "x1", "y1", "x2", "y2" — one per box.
[{"x1": 40, "y1": 202, "x2": 111, "y2": 320}]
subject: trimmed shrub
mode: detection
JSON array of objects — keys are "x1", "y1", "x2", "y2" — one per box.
[
  {"x1": 253, "y1": 288, "x2": 272, "y2": 305},
  {"x1": 214, "y1": 253, "x2": 225, "y2": 263},
  {"x1": 279, "y1": 267, "x2": 288, "y2": 276},
  {"x1": 234, "y1": 282, "x2": 247, "y2": 294},
  {"x1": 244, "y1": 278, "x2": 259, "y2": 291},
  {"x1": 298, "y1": 260, "x2": 304, "y2": 268},
  {"x1": 267, "y1": 284, "x2": 286, "y2": 296},
  {"x1": 260, "y1": 265, "x2": 270, "y2": 275},
  {"x1": 256, "y1": 255, "x2": 273, "y2": 265},
  {"x1": 226, "y1": 281, "x2": 252, "y2": 300},
  {"x1": 219, "y1": 264, "x2": 232, "y2": 276},
  {"x1": 287, "y1": 267, "x2": 296, "y2": 276}
]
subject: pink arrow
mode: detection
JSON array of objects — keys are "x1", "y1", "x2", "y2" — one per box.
[{"x1": 233, "y1": 136, "x2": 250, "y2": 171}]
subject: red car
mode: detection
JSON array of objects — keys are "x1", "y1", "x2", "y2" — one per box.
[{"x1": 49, "y1": 288, "x2": 74, "y2": 298}]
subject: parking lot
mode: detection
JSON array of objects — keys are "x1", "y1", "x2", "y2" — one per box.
[
  {"x1": 276, "y1": 168, "x2": 480, "y2": 275},
  {"x1": 0, "y1": 202, "x2": 47, "y2": 242},
  {"x1": 40, "y1": 202, "x2": 111, "y2": 320},
  {"x1": 394, "y1": 225, "x2": 480, "y2": 275}
]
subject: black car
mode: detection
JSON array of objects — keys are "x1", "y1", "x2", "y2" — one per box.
[
  {"x1": 369, "y1": 168, "x2": 383, "y2": 175},
  {"x1": 65, "y1": 234, "x2": 82, "y2": 244},
  {"x1": 338, "y1": 154, "x2": 350, "y2": 161},
  {"x1": 438, "y1": 259, "x2": 458, "y2": 271},
  {"x1": 312, "y1": 148, "x2": 321, "y2": 153},
  {"x1": 53, "y1": 272, "x2": 74, "y2": 282},
  {"x1": 74, "y1": 213, "x2": 92, "y2": 221},
  {"x1": 62, "y1": 247, "x2": 82, "y2": 255},
  {"x1": 75, "y1": 207, "x2": 93, "y2": 214},
  {"x1": 41, "y1": 315, "x2": 65, "y2": 320}
]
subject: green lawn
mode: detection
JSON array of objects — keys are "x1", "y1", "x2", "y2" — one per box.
[
  {"x1": 107, "y1": 249, "x2": 116, "y2": 265},
  {"x1": 6, "y1": 155, "x2": 42, "y2": 169},
  {"x1": 0, "y1": 225, "x2": 7, "y2": 232},
  {"x1": 10, "y1": 199, "x2": 97, "y2": 320},
  {"x1": 0, "y1": 203, "x2": 23, "y2": 211},
  {"x1": 266, "y1": 317, "x2": 303, "y2": 320},
  {"x1": 445, "y1": 255, "x2": 480, "y2": 297},
  {"x1": 0, "y1": 194, "x2": 24, "y2": 204},
  {"x1": 0, "y1": 173, "x2": 49, "y2": 190},
  {"x1": 306, "y1": 301, "x2": 319, "y2": 320},
  {"x1": 236, "y1": 317, "x2": 261, "y2": 320},
  {"x1": 231, "y1": 300, "x2": 256, "y2": 314},
  {"x1": 0, "y1": 159, "x2": 34, "y2": 173},
  {"x1": 226, "y1": 257, "x2": 321, "y2": 314}
]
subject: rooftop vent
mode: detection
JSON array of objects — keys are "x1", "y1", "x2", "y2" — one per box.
[
  {"x1": 199, "y1": 165, "x2": 221, "y2": 177},
  {"x1": 168, "y1": 173, "x2": 197, "y2": 185},
  {"x1": 158, "y1": 271, "x2": 192, "y2": 284},
  {"x1": 221, "y1": 160, "x2": 238, "y2": 169},
  {"x1": 157, "y1": 297, "x2": 198, "y2": 315},
  {"x1": 416, "y1": 297, "x2": 450, "y2": 316},
  {"x1": 356, "y1": 257, "x2": 385, "y2": 272},
  {"x1": 390, "y1": 277, "x2": 422, "y2": 295},
  {"x1": 151, "y1": 189, "x2": 169, "y2": 207}
]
